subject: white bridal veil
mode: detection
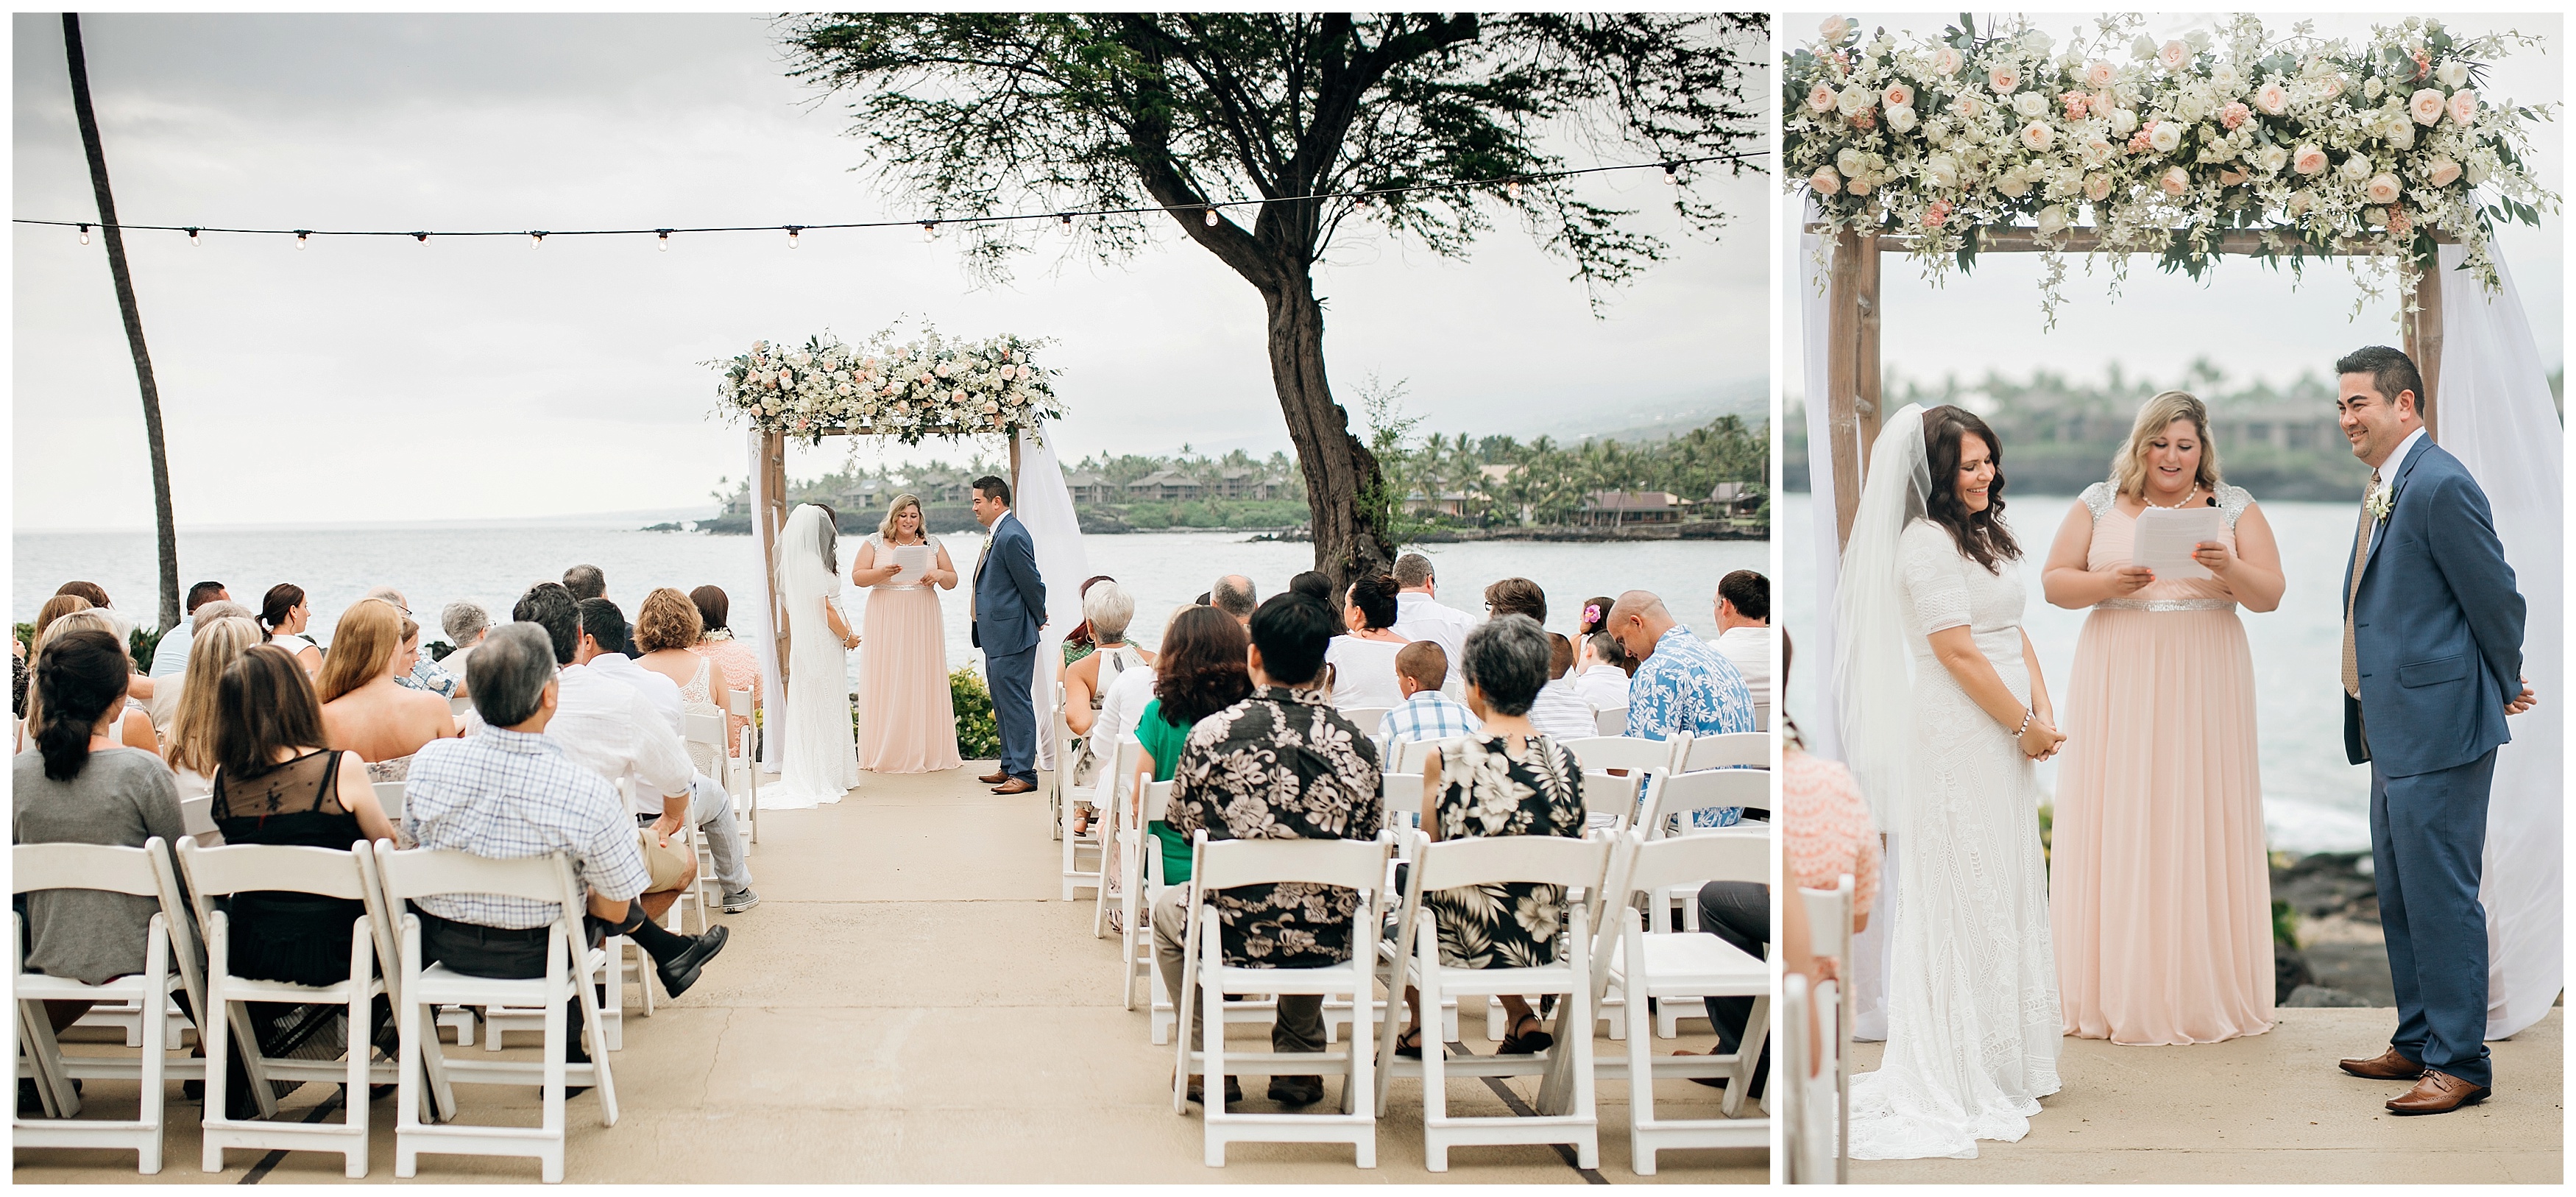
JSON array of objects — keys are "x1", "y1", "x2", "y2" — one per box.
[
  {"x1": 779, "y1": 502, "x2": 837, "y2": 605},
  {"x1": 1831, "y1": 402, "x2": 1932, "y2": 836}
]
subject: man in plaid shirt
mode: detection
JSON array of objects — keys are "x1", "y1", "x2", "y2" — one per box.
[
  {"x1": 406, "y1": 624, "x2": 729, "y2": 1067},
  {"x1": 1376, "y1": 641, "x2": 1482, "y2": 746}
]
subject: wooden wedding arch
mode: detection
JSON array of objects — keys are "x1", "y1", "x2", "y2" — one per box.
[{"x1": 1815, "y1": 226, "x2": 2451, "y2": 550}]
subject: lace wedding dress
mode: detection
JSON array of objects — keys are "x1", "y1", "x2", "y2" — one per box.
[
  {"x1": 1836, "y1": 404, "x2": 2061, "y2": 1161},
  {"x1": 770, "y1": 504, "x2": 859, "y2": 808}
]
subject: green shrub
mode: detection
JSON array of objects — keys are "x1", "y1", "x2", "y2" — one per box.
[
  {"x1": 128, "y1": 624, "x2": 166, "y2": 668},
  {"x1": 949, "y1": 666, "x2": 1002, "y2": 760}
]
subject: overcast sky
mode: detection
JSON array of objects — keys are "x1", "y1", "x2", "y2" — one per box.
[
  {"x1": 1783, "y1": 11, "x2": 2563, "y2": 403},
  {"x1": 13, "y1": 13, "x2": 1770, "y2": 532}
]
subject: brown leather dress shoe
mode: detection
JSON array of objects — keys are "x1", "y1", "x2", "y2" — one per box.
[
  {"x1": 991, "y1": 777, "x2": 1038, "y2": 795},
  {"x1": 976, "y1": 769, "x2": 1009, "y2": 785},
  {"x1": 2387, "y1": 1069, "x2": 2489, "y2": 1115},
  {"x1": 2338, "y1": 1046, "x2": 2424, "y2": 1080}
]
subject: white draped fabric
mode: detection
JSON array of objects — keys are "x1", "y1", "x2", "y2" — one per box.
[
  {"x1": 749, "y1": 429, "x2": 788, "y2": 771},
  {"x1": 1012, "y1": 425, "x2": 1091, "y2": 770},
  {"x1": 2430, "y1": 241, "x2": 2563, "y2": 1042}
]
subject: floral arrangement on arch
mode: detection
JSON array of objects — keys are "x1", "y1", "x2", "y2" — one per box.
[
  {"x1": 711, "y1": 323, "x2": 1062, "y2": 444},
  {"x1": 1785, "y1": 14, "x2": 2558, "y2": 316}
]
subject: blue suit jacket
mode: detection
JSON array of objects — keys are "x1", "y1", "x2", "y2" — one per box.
[
  {"x1": 972, "y1": 512, "x2": 1046, "y2": 657},
  {"x1": 2343, "y1": 437, "x2": 2524, "y2": 776}
]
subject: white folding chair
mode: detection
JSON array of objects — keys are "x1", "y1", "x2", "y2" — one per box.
[
  {"x1": 1560, "y1": 735, "x2": 1677, "y2": 826},
  {"x1": 1780, "y1": 972, "x2": 1825, "y2": 1182},
  {"x1": 1047, "y1": 684, "x2": 1074, "y2": 841},
  {"x1": 1591, "y1": 828, "x2": 1771, "y2": 1172},
  {"x1": 178, "y1": 839, "x2": 386, "y2": 1176},
  {"x1": 1592, "y1": 705, "x2": 1629, "y2": 736},
  {"x1": 373, "y1": 844, "x2": 618, "y2": 1183},
  {"x1": 1800, "y1": 875, "x2": 1855, "y2": 1183},
  {"x1": 12, "y1": 840, "x2": 197, "y2": 1173},
  {"x1": 1119, "y1": 777, "x2": 1172, "y2": 1020},
  {"x1": 1337, "y1": 705, "x2": 1390, "y2": 732},
  {"x1": 1058, "y1": 696, "x2": 1106, "y2": 902},
  {"x1": 372, "y1": 780, "x2": 406, "y2": 826},
  {"x1": 1091, "y1": 736, "x2": 1144, "y2": 940},
  {"x1": 1387, "y1": 735, "x2": 1454, "y2": 776},
  {"x1": 1374, "y1": 834, "x2": 1613, "y2": 1172},
  {"x1": 1172, "y1": 832, "x2": 1390, "y2": 1168},
  {"x1": 1673, "y1": 731, "x2": 1768, "y2": 772},
  {"x1": 180, "y1": 794, "x2": 219, "y2": 841},
  {"x1": 723, "y1": 688, "x2": 759, "y2": 844},
  {"x1": 351, "y1": 846, "x2": 459, "y2": 1124}
]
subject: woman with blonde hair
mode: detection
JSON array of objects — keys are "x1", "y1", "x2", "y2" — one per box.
[
  {"x1": 637, "y1": 587, "x2": 735, "y2": 774},
  {"x1": 161, "y1": 615, "x2": 266, "y2": 794},
  {"x1": 2042, "y1": 389, "x2": 2285, "y2": 1046},
  {"x1": 316, "y1": 598, "x2": 458, "y2": 783},
  {"x1": 849, "y1": 492, "x2": 962, "y2": 773},
  {"x1": 17, "y1": 610, "x2": 161, "y2": 759}
]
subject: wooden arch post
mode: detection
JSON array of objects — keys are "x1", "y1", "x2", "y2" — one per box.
[
  {"x1": 1819, "y1": 226, "x2": 2449, "y2": 551},
  {"x1": 758, "y1": 427, "x2": 1022, "y2": 684}
]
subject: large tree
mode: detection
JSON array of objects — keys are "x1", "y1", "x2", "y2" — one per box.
[{"x1": 781, "y1": 13, "x2": 1764, "y2": 585}]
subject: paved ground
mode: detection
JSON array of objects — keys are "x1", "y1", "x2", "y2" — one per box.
[
  {"x1": 16, "y1": 764, "x2": 1766, "y2": 1184},
  {"x1": 1847, "y1": 1006, "x2": 2563, "y2": 1184}
]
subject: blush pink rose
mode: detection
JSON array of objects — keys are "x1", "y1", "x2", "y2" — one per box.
[
  {"x1": 2425, "y1": 158, "x2": 2462, "y2": 187},
  {"x1": 2291, "y1": 143, "x2": 2328, "y2": 175},
  {"x1": 2084, "y1": 172, "x2": 2112, "y2": 202},
  {"x1": 2159, "y1": 166, "x2": 2190, "y2": 196},
  {"x1": 2218, "y1": 102, "x2": 2250, "y2": 130},
  {"x1": 2020, "y1": 120, "x2": 2055, "y2": 152},
  {"x1": 2365, "y1": 172, "x2": 2402, "y2": 205},
  {"x1": 2409, "y1": 88, "x2": 2446, "y2": 126},
  {"x1": 1882, "y1": 81, "x2": 1914, "y2": 109},
  {"x1": 2254, "y1": 81, "x2": 2288, "y2": 115},
  {"x1": 1932, "y1": 46, "x2": 1963, "y2": 77},
  {"x1": 2321, "y1": 74, "x2": 2344, "y2": 101},
  {"x1": 1808, "y1": 83, "x2": 1837, "y2": 113},
  {"x1": 2084, "y1": 60, "x2": 2116, "y2": 89},
  {"x1": 1847, "y1": 176, "x2": 1873, "y2": 197},
  {"x1": 2158, "y1": 40, "x2": 2188, "y2": 70},
  {"x1": 2449, "y1": 89, "x2": 2477, "y2": 126},
  {"x1": 1988, "y1": 64, "x2": 2020, "y2": 93},
  {"x1": 1952, "y1": 94, "x2": 1984, "y2": 119},
  {"x1": 1809, "y1": 166, "x2": 1842, "y2": 195}
]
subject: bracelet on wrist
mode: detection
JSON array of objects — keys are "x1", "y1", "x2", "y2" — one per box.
[{"x1": 2015, "y1": 708, "x2": 2033, "y2": 736}]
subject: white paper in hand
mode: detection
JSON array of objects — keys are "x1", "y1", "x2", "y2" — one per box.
[
  {"x1": 890, "y1": 543, "x2": 933, "y2": 585},
  {"x1": 2131, "y1": 506, "x2": 2223, "y2": 581}
]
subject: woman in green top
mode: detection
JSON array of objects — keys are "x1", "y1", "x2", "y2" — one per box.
[{"x1": 1125, "y1": 605, "x2": 1250, "y2": 884}]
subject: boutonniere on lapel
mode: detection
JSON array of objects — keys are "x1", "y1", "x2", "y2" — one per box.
[{"x1": 2366, "y1": 483, "x2": 2398, "y2": 526}]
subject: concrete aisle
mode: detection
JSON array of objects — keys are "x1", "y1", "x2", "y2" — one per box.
[
  {"x1": 1848, "y1": 1006, "x2": 2563, "y2": 1184},
  {"x1": 15, "y1": 765, "x2": 1768, "y2": 1184}
]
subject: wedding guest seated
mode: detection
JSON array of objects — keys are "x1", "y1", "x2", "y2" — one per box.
[
  {"x1": 439, "y1": 601, "x2": 491, "y2": 710},
  {"x1": 147, "y1": 600, "x2": 256, "y2": 738},
  {"x1": 317, "y1": 598, "x2": 461, "y2": 784},
  {"x1": 1610, "y1": 589, "x2": 1756, "y2": 826},
  {"x1": 406, "y1": 624, "x2": 729, "y2": 1078},
  {"x1": 687, "y1": 585, "x2": 761, "y2": 758},
  {"x1": 1482, "y1": 576, "x2": 1546, "y2": 625},
  {"x1": 1064, "y1": 581, "x2": 1153, "y2": 834},
  {"x1": 258, "y1": 584, "x2": 325, "y2": 676},
  {"x1": 1325, "y1": 572, "x2": 1409, "y2": 710},
  {"x1": 1060, "y1": 575, "x2": 1118, "y2": 667},
  {"x1": 12, "y1": 626, "x2": 185, "y2": 1044},
  {"x1": 1287, "y1": 571, "x2": 1335, "y2": 604},
  {"x1": 1390, "y1": 554, "x2": 1476, "y2": 669},
  {"x1": 20, "y1": 610, "x2": 159, "y2": 760},
  {"x1": 364, "y1": 587, "x2": 457, "y2": 698},
  {"x1": 208, "y1": 644, "x2": 403, "y2": 1070},
  {"x1": 1377, "y1": 641, "x2": 1480, "y2": 746},
  {"x1": 1572, "y1": 631, "x2": 1633, "y2": 711},
  {"x1": 1153, "y1": 593, "x2": 1381, "y2": 1107},
  {"x1": 562, "y1": 564, "x2": 607, "y2": 602},
  {"x1": 1117, "y1": 605, "x2": 1250, "y2": 889},
  {"x1": 160, "y1": 616, "x2": 265, "y2": 794},
  {"x1": 634, "y1": 587, "x2": 735, "y2": 774},
  {"x1": 1209, "y1": 574, "x2": 1258, "y2": 626},
  {"x1": 1526, "y1": 632, "x2": 1598, "y2": 741},
  {"x1": 148, "y1": 580, "x2": 230, "y2": 678},
  {"x1": 46, "y1": 586, "x2": 155, "y2": 703},
  {"x1": 1713, "y1": 570, "x2": 1772, "y2": 730},
  {"x1": 1577, "y1": 594, "x2": 1616, "y2": 640},
  {"x1": 1390, "y1": 614, "x2": 1586, "y2": 1060}
]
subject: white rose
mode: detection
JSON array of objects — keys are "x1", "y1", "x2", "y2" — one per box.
[
  {"x1": 1996, "y1": 170, "x2": 2031, "y2": 199},
  {"x1": 1884, "y1": 102, "x2": 1919, "y2": 133},
  {"x1": 2385, "y1": 119, "x2": 2415, "y2": 150},
  {"x1": 1925, "y1": 155, "x2": 1961, "y2": 188},
  {"x1": 2363, "y1": 205, "x2": 2387, "y2": 229},
  {"x1": 2364, "y1": 77, "x2": 2385, "y2": 100},
  {"x1": 2158, "y1": 40, "x2": 2188, "y2": 70},
  {"x1": 1836, "y1": 147, "x2": 1866, "y2": 178},
  {"x1": 2013, "y1": 91, "x2": 2046, "y2": 119},
  {"x1": 2287, "y1": 189, "x2": 2315, "y2": 217},
  {"x1": 2081, "y1": 135, "x2": 2113, "y2": 164},
  {"x1": 2147, "y1": 120, "x2": 2182, "y2": 154},
  {"x1": 2036, "y1": 203, "x2": 2069, "y2": 236},
  {"x1": 2408, "y1": 88, "x2": 2446, "y2": 127},
  {"x1": 2436, "y1": 60, "x2": 2469, "y2": 89},
  {"x1": 2184, "y1": 30, "x2": 2211, "y2": 51},
  {"x1": 2084, "y1": 60, "x2": 2116, "y2": 89},
  {"x1": 2108, "y1": 107, "x2": 2138, "y2": 136},
  {"x1": 2255, "y1": 144, "x2": 2289, "y2": 174},
  {"x1": 2365, "y1": 172, "x2": 2402, "y2": 205},
  {"x1": 1932, "y1": 46, "x2": 1962, "y2": 77},
  {"x1": 1837, "y1": 85, "x2": 1872, "y2": 116},
  {"x1": 789, "y1": 350, "x2": 811, "y2": 367},
  {"x1": 2020, "y1": 120, "x2": 2055, "y2": 152},
  {"x1": 1819, "y1": 15, "x2": 1852, "y2": 41},
  {"x1": 835, "y1": 382, "x2": 852, "y2": 396},
  {"x1": 2340, "y1": 155, "x2": 2373, "y2": 183},
  {"x1": 2020, "y1": 29, "x2": 2051, "y2": 57},
  {"x1": 2131, "y1": 34, "x2": 2156, "y2": 61},
  {"x1": 1988, "y1": 63, "x2": 2020, "y2": 93}
]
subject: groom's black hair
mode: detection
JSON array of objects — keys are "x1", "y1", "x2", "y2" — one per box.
[
  {"x1": 973, "y1": 474, "x2": 1011, "y2": 506},
  {"x1": 2335, "y1": 345, "x2": 2427, "y2": 419},
  {"x1": 577, "y1": 598, "x2": 631, "y2": 657}
]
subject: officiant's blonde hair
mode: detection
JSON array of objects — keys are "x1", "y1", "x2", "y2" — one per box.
[
  {"x1": 878, "y1": 493, "x2": 927, "y2": 541},
  {"x1": 2113, "y1": 390, "x2": 2225, "y2": 499}
]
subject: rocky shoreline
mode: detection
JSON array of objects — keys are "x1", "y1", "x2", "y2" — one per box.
[{"x1": 2273, "y1": 851, "x2": 2392, "y2": 1009}]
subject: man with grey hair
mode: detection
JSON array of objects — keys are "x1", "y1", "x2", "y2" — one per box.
[
  {"x1": 1389, "y1": 552, "x2": 1474, "y2": 671},
  {"x1": 440, "y1": 600, "x2": 492, "y2": 706},
  {"x1": 364, "y1": 585, "x2": 459, "y2": 699},
  {"x1": 406, "y1": 623, "x2": 730, "y2": 1073},
  {"x1": 562, "y1": 565, "x2": 607, "y2": 602},
  {"x1": 1209, "y1": 574, "x2": 1259, "y2": 625},
  {"x1": 1609, "y1": 589, "x2": 1755, "y2": 826}
]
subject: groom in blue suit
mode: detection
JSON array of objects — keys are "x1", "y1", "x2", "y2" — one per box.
[
  {"x1": 2331, "y1": 346, "x2": 2534, "y2": 1115},
  {"x1": 970, "y1": 474, "x2": 1047, "y2": 794}
]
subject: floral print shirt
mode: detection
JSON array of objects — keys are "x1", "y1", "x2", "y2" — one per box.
[
  {"x1": 1167, "y1": 685, "x2": 1384, "y2": 968},
  {"x1": 1626, "y1": 624, "x2": 1756, "y2": 827},
  {"x1": 1426, "y1": 734, "x2": 1586, "y2": 969}
]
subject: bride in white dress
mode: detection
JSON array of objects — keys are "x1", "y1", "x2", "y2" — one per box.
[
  {"x1": 769, "y1": 503, "x2": 860, "y2": 808},
  {"x1": 1834, "y1": 403, "x2": 2067, "y2": 1159}
]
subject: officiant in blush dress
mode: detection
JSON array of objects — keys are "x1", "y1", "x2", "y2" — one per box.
[
  {"x1": 851, "y1": 493, "x2": 963, "y2": 773},
  {"x1": 2042, "y1": 391, "x2": 2286, "y2": 1046}
]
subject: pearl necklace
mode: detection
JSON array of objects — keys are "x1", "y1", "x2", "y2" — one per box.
[{"x1": 2144, "y1": 484, "x2": 2201, "y2": 509}]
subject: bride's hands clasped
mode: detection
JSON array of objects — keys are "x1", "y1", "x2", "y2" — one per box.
[{"x1": 2018, "y1": 711, "x2": 2067, "y2": 761}]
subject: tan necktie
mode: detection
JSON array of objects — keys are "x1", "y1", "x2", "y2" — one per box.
[
  {"x1": 2341, "y1": 469, "x2": 2382, "y2": 699},
  {"x1": 970, "y1": 536, "x2": 988, "y2": 625}
]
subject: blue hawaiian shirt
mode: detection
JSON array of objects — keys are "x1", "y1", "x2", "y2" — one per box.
[
  {"x1": 397, "y1": 655, "x2": 459, "y2": 699},
  {"x1": 1627, "y1": 625, "x2": 1755, "y2": 827}
]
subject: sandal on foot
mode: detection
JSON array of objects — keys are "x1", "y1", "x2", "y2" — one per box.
[
  {"x1": 1498, "y1": 1014, "x2": 1555, "y2": 1055},
  {"x1": 1395, "y1": 1027, "x2": 1426, "y2": 1059}
]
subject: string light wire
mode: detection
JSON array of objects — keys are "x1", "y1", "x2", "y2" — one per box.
[{"x1": 17, "y1": 152, "x2": 1761, "y2": 247}]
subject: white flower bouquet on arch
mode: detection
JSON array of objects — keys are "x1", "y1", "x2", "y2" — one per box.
[{"x1": 710, "y1": 322, "x2": 1064, "y2": 444}]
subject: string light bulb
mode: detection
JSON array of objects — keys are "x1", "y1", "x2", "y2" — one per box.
[
  {"x1": 786, "y1": 225, "x2": 802, "y2": 249},
  {"x1": 920, "y1": 220, "x2": 936, "y2": 242},
  {"x1": 77, "y1": 223, "x2": 91, "y2": 245},
  {"x1": 294, "y1": 230, "x2": 311, "y2": 250},
  {"x1": 186, "y1": 227, "x2": 201, "y2": 246},
  {"x1": 1507, "y1": 180, "x2": 1524, "y2": 200},
  {"x1": 1661, "y1": 162, "x2": 1679, "y2": 185},
  {"x1": 657, "y1": 228, "x2": 671, "y2": 252},
  {"x1": 528, "y1": 230, "x2": 545, "y2": 249},
  {"x1": 1203, "y1": 207, "x2": 1220, "y2": 227},
  {"x1": 412, "y1": 232, "x2": 428, "y2": 244},
  {"x1": 1057, "y1": 212, "x2": 1072, "y2": 227}
]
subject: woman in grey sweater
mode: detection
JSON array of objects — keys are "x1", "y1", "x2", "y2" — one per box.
[{"x1": 13, "y1": 625, "x2": 185, "y2": 1034}]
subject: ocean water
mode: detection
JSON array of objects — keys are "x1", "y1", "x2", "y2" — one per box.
[
  {"x1": 15, "y1": 522, "x2": 1761, "y2": 692},
  {"x1": 1779, "y1": 491, "x2": 2369, "y2": 853}
]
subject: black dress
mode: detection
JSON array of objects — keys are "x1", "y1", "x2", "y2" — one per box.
[{"x1": 210, "y1": 749, "x2": 389, "y2": 1068}]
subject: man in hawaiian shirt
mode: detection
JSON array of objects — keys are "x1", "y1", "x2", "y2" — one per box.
[
  {"x1": 1153, "y1": 591, "x2": 1384, "y2": 1109},
  {"x1": 1609, "y1": 589, "x2": 1755, "y2": 826}
]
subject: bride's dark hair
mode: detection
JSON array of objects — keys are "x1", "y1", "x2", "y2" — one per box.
[
  {"x1": 1922, "y1": 404, "x2": 2020, "y2": 572},
  {"x1": 809, "y1": 504, "x2": 841, "y2": 574}
]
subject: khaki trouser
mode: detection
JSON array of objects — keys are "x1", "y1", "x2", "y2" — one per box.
[{"x1": 1151, "y1": 886, "x2": 1325, "y2": 1058}]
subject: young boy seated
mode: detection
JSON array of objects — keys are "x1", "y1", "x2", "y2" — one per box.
[{"x1": 1376, "y1": 640, "x2": 1482, "y2": 745}]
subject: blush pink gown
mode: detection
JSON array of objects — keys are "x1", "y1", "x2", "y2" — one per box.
[
  {"x1": 2050, "y1": 483, "x2": 2275, "y2": 1045},
  {"x1": 855, "y1": 533, "x2": 963, "y2": 774}
]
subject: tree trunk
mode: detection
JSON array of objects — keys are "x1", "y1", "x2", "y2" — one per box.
[
  {"x1": 63, "y1": 14, "x2": 181, "y2": 633},
  {"x1": 1261, "y1": 276, "x2": 1394, "y2": 590}
]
